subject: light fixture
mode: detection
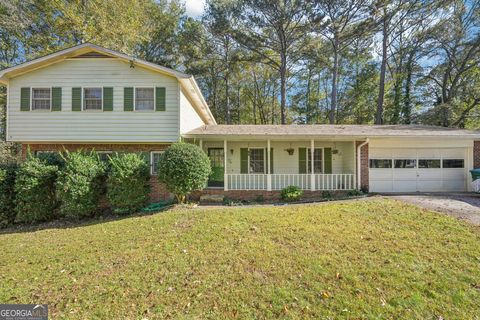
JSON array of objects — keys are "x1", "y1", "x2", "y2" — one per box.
[
  {"x1": 285, "y1": 148, "x2": 294, "y2": 155},
  {"x1": 230, "y1": 149, "x2": 234, "y2": 155}
]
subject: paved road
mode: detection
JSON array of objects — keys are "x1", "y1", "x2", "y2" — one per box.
[{"x1": 388, "y1": 193, "x2": 480, "y2": 226}]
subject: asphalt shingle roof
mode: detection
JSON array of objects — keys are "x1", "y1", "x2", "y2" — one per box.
[{"x1": 185, "y1": 124, "x2": 480, "y2": 138}]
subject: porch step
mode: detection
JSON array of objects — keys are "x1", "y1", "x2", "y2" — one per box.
[{"x1": 200, "y1": 194, "x2": 225, "y2": 204}]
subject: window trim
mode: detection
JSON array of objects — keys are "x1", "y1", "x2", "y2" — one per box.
[
  {"x1": 35, "y1": 150, "x2": 55, "y2": 156},
  {"x1": 442, "y1": 158, "x2": 465, "y2": 169},
  {"x1": 394, "y1": 159, "x2": 417, "y2": 169},
  {"x1": 30, "y1": 87, "x2": 52, "y2": 111},
  {"x1": 134, "y1": 86, "x2": 156, "y2": 112},
  {"x1": 248, "y1": 147, "x2": 266, "y2": 174},
  {"x1": 150, "y1": 151, "x2": 164, "y2": 175},
  {"x1": 369, "y1": 159, "x2": 393, "y2": 169},
  {"x1": 82, "y1": 87, "x2": 103, "y2": 111},
  {"x1": 306, "y1": 147, "x2": 324, "y2": 174},
  {"x1": 418, "y1": 159, "x2": 441, "y2": 169}
]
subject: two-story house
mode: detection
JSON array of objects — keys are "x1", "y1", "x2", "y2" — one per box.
[{"x1": 1, "y1": 43, "x2": 480, "y2": 201}]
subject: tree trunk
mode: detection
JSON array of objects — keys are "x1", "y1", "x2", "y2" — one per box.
[
  {"x1": 403, "y1": 51, "x2": 414, "y2": 124},
  {"x1": 306, "y1": 67, "x2": 311, "y2": 124},
  {"x1": 280, "y1": 50, "x2": 287, "y2": 124},
  {"x1": 330, "y1": 39, "x2": 339, "y2": 124},
  {"x1": 376, "y1": 14, "x2": 388, "y2": 125}
]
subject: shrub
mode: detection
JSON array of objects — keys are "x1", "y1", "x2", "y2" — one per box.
[
  {"x1": 36, "y1": 152, "x2": 66, "y2": 168},
  {"x1": 322, "y1": 191, "x2": 333, "y2": 199},
  {"x1": 107, "y1": 153, "x2": 150, "y2": 214},
  {"x1": 158, "y1": 142, "x2": 211, "y2": 203},
  {"x1": 15, "y1": 157, "x2": 59, "y2": 223},
  {"x1": 56, "y1": 151, "x2": 106, "y2": 219},
  {"x1": 281, "y1": 185, "x2": 303, "y2": 202},
  {"x1": 347, "y1": 189, "x2": 363, "y2": 197},
  {"x1": 0, "y1": 163, "x2": 18, "y2": 227}
]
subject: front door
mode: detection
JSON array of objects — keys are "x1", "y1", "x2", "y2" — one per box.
[{"x1": 208, "y1": 148, "x2": 224, "y2": 187}]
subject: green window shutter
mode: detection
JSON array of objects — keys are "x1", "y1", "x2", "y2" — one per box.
[
  {"x1": 72, "y1": 87, "x2": 82, "y2": 111},
  {"x1": 269, "y1": 148, "x2": 274, "y2": 174},
  {"x1": 52, "y1": 87, "x2": 62, "y2": 111},
  {"x1": 298, "y1": 148, "x2": 307, "y2": 174},
  {"x1": 240, "y1": 148, "x2": 248, "y2": 174},
  {"x1": 124, "y1": 87, "x2": 133, "y2": 111},
  {"x1": 20, "y1": 87, "x2": 30, "y2": 111},
  {"x1": 155, "y1": 87, "x2": 166, "y2": 111},
  {"x1": 103, "y1": 87, "x2": 113, "y2": 111},
  {"x1": 324, "y1": 148, "x2": 332, "y2": 174}
]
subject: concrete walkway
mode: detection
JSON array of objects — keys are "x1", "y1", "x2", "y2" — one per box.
[{"x1": 388, "y1": 193, "x2": 480, "y2": 226}]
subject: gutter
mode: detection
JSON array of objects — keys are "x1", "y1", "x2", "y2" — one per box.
[{"x1": 356, "y1": 138, "x2": 369, "y2": 190}]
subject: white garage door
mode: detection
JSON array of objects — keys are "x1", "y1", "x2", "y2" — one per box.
[{"x1": 369, "y1": 147, "x2": 467, "y2": 192}]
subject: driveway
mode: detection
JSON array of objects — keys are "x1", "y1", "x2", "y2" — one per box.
[{"x1": 388, "y1": 193, "x2": 480, "y2": 226}]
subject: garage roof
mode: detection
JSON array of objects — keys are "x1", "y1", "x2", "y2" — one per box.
[{"x1": 185, "y1": 124, "x2": 480, "y2": 139}]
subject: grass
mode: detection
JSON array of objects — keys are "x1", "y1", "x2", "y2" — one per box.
[{"x1": 0, "y1": 198, "x2": 479, "y2": 319}]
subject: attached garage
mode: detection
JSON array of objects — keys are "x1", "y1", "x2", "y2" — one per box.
[{"x1": 369, "y1": 139, "x2": 473, "y2": 193}]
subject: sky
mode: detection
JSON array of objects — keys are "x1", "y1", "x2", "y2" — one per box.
[{"x1": 184, "y1": 0, "x2": 206, "y2": 17}]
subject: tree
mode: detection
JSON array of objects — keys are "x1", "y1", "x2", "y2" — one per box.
[
  {"x1": 231, "y1": 0, "x2": 314, "y2": 124},
  {"x1": 313, "y1": 0, "x2": 373, "y2": 124}
]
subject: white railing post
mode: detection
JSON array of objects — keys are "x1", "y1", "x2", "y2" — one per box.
[
  {"x1": 310, "y1": 139, "x2": 315, "y2": 191},
  {"x1": 267, "y1": 139, "x2": 272, "y2": 191},
  {"x1": 224, "y1": 140, "x2": 228, "y2": 191}
]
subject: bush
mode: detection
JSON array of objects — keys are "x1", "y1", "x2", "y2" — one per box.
[
  {"x1": 347, "y1": 189, "x2": 363, "y2": 197},
  {"x1": 107, "y1": 153, "x2": 150, "y2": 214},
  {"x1": 281, "y1": 185, "x2": 303, "y2": 202},
  {"x1": 158, "y1": 142, "x2": 211, "y2": 203},
  {"x1": 15, "y1": 157, "x2": 59, "y2": 223},
  {"x1": 36, "y1": 152, "x2": 65, "y2": 168},
  {"x1": 0, "y1": 163, "x2": 18, "y2": 227},
  {"x1": 56, "y1": 151, "x2": 106, "y2": 219}
]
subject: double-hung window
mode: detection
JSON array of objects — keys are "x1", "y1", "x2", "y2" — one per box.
[
  {"x1": 249, "y1": 149, "x2": 265, "y2": 174},
  {"x1": 31, "y1": 88, "x2": 51, "y2": 110},
  {"x1": 135, "y1": 87, "x2": 154, "y2": 111},
  {"x1": 307, "y1": 148, "x2": 323, "y2": 173},
  {"x1": 83, "y1": 87, "x2": 103, "y2": 110},
  {"x1": 151, "y1": 151, "x2": 164, "y2": 175}
]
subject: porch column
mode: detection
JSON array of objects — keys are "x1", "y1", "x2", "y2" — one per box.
[
  {"x1": 267, "y1": 139, "x2": 272, "y2": 191},
  {"x1": 224, "y1": 139, "x2": 228, "y2": 191},
  {"x1": 310, "y1": 139, "x2": 315, "y2": 191},
  {"x1": 199, "y1": 139, "x2": 203, "y2": 151}
]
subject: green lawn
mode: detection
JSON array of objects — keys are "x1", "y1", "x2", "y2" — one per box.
[{"x1": 1, "y1": 198, "x2": 479, "y2": 319}]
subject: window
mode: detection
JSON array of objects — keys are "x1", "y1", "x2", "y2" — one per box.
[
  {"x1": 418, "y1": 159, "x2": 441, "y2": 168},
  {"x1": 135, "y1": 87, "x2": 154, "y2": 111},
  {"x1": 369, "y1": 159, "x2": 392, "y2": 168},
  {"x1": 97, "y1": 151, "x2": 112, "y2": 162},
  {"x1": 307, "y1": 148, "x2": 323, "y2": 173},
  {"x1": 443, "y1": 159, "x2": 464, "y2": 168},
  {"x1": 208, "y1": 148, "x2": 224, "y2": 168},
  {"x1": 151, "y1": 151, "x2": 164, "y2": 175},
  {"x1": 35, "y1": 150, "x2": 55, "y2": 156},
  {"x1": 394, "y1": 159, "x2": 416, "y2": 168},
  {"x1": 31, "y1": 88, "x2": 51, "y2": 110},
  {"x1": 249, "y1": 148, "x2": 265, "y2": 173},
  {"x1": 83, "y1": 88, "x2": 102, "y2": 110}
]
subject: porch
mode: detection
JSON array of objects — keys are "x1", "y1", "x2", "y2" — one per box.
[{"x1": 197, "y1": 139, "x2": 360, "y2": 191}]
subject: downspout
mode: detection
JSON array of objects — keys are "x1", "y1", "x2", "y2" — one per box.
[{"x1": 357, "y1": 138, "x2": 369, "y2": 190}]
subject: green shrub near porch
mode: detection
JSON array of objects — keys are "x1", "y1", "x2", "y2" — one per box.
[
  {"x1": 107, "y1": 153, "x2": 150, "y2": 214},
  {"x1": 281, "y1": 185, "x2": 303, "y2": 202},
  {"x1": 15, "y1": 157, "x2": 59, "y2": 223},
  {"x1": 158, "y1": 142, "x2": 211, "y2": 203},
  {"x1": 0, "y1": 163, "x2": 18, "y2": 227},
  {"x1": 56, "y1": 151, "x2": 106, "y2": 219}
]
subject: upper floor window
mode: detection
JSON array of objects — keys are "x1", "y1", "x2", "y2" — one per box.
[
  {"x1": 83, "y1": 87, "x2": 102, "y2": 110},
  {"x1": 135, "y1": 87, "x2": 154, "y2": 111},
  {"x1": 32, "y1": 88, "x2": 51, "y2": 110}
]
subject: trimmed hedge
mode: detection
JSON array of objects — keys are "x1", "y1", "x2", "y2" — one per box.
[
  {"x1": 107, "y1": 153, "x2": 150, "y2": 214},
  {"x1": 0, "y1": 163, "x2": 18, "y2": 227},
  {"x1": 158, "y1": 142, "x2": 211, "y2": 203},
  {"x1": 15, "y1": 157, "x2": 59, "y2": 223},
  {"x1": 56, "y1": 151, "x2": 106, "y2": 219}
]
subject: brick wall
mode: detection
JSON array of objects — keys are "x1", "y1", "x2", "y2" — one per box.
[
  {"x1": 21, "y1": 143, "x2": 173, "y2": 202},
  {"x1": 474, "y1": 141, "x2": 480, "y2": 169},
  {"x1": 355, "y1": 141, "x2": 369, "y2": 192},
  {"x1": 191, "y1": 189, "x2": 349, "y2": 202}
]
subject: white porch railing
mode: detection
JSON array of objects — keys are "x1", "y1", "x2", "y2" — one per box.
[{"x1": 226, "y1": 174, "x2": 355, "y2": 191}]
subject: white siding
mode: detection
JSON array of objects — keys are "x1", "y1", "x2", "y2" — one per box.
[
  {"x1": 201, "y1": 140, "x2": 355, "y2": 174},
  {"x1": 7, "y1": 58, "x2": 181, "y2": 142},
  {"x1": 179, "y1": 88, "x2": 205, "y2": 134}
]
